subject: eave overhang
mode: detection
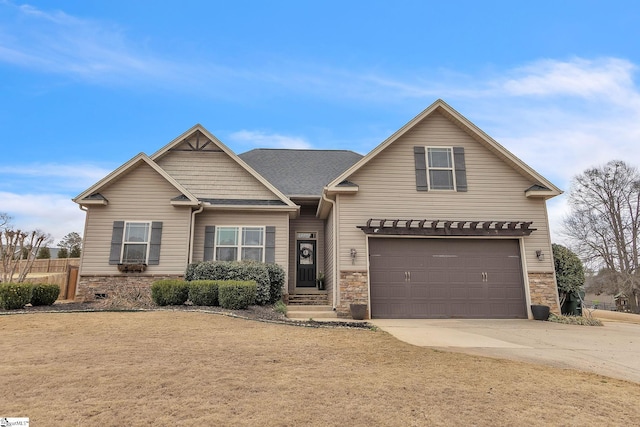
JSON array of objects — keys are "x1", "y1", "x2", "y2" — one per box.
[
  {"x1": 525, "y1": 185, "x2": 559, "y2": 199},
  {"x1": 358, "y1": 219, "x2": 537, "y2": 237},
  {"x1": 200, "y1": 199, "x2": 299, "y2": 218},
  {"x1": 77, "y1": 193, "x2": 108, "y2": 206}
]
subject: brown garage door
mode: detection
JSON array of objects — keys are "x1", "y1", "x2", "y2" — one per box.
[{"x1": 369, "y1": 238, "x2": 526, "y2": 319}]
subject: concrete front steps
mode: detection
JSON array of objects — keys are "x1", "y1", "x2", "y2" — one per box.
[{"x1": 286, "y1": 291, "x2": 337, "y2": 320}]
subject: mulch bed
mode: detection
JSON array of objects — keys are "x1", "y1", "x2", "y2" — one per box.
[{"x1": 0, "y1": 301, "x2": 373, "y2": 329}]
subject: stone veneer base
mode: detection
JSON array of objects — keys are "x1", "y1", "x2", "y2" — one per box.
[
  {"x1": 76, "y1": 274, "x2": 182, "y2": 302},
  {"x1": 338, "y1": 270, "x2": 369, "y2": 319},
  {"x1": 527, "y1": 272, "x2": 560, "y2": 314}
]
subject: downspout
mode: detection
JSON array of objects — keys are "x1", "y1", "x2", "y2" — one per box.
[
  {"x1": 188, "y1": 204, "x2": 204, "y2": 264},
  {"x1": 321, "y1": 191, "x2": 338, "y2": 310},
  {"x1": 78, "y1": 205, "x2": 89, "y2": 270}
]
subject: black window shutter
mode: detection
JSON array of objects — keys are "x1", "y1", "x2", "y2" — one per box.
[
  {"x1": 414, "y1": 146, "x2": 428, "y2": 191},
  {"x1": 204, "y1": 226, "x2": 216, "y2": 261},
  {"x1": 148, "y1": 222, "x2": 163, "y2": 265},
  {"x1": 109, "y1": 221, "x2": 125, "y2": 265},
  {"x1": 453, "y1": 147, "x2": 467, "y2": 192},
  {"x1": 265, "y1": 226, "x2": 276, "y2": 263}
]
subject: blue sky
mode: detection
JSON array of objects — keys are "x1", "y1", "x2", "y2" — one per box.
[{"x1": 1, "y1": 0, "x2": 640, "y2": 244}]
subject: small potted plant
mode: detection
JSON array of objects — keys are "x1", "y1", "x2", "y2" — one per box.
[
  {"x1": 350, "y1": 303, "x2": 367, "y2": 320},
  {"x1": 316, "y1": 272, "x2": 325, "y2": 290}
]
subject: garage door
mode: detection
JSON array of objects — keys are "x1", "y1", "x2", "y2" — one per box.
[{"x1": 369, "y1": 238, "x2": 526, "y2": 319}]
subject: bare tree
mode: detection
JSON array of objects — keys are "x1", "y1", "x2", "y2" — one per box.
[
  {"x1": 563, "y1": 161, "x2": 640, "y2": 313},
  {"x1": 0, "y1": 213, "x2": 52, "y2": 283}
]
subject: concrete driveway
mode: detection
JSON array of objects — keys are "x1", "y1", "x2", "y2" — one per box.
[{"x1": 370, "y1": 318, "x2": 640, "y2": 383}]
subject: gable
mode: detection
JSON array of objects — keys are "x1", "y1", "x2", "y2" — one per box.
[
  {"x1": 152, "y1": 126, "x2": 297, "y2": 207},
  {"x1": 99, "y1": 161, "x2": 185, "y2": 205},
  {"x1": 73, "y1": 153, "x2": 198, "y2": 206},
  {"x1": 326, "y1": 99, "x2": 561, "y2": 198},
  {"x1": 347, "y1": 111, "x2": 534, "y2": 196}
]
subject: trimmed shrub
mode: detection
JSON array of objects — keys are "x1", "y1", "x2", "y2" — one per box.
[
  {"x1": 151, "y1": 280, "x2": 189, "y2": 306},
  {"x1": 264, "y1": 263, "x2": 285, "y2": 304},
  {"x1": 184, "y1": 262, "x2": 201, "y2": 281},
  {"x1": 218, "y1": 281, "x2": 257, "y2": 309},
  {"x1": 0, "y1": 283, "x2": 33, "y2": 310},
  {"x1": 188, "y1": 280, "x2": 219, "y2": 306},
  {"x1": 30, "y1": 284, "x2": 60, "y2": 306},
  {"x1": 192, "y1": 261, "x2": 271, "y2": 305}
]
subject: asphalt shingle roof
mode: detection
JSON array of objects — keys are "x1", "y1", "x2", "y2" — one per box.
[{"x1": 239, "y1": 149, "x2": 363, "y2": 197}]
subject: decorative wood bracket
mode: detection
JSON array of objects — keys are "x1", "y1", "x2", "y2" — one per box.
[{"x1": 358, "y1": 219, "x2": 536, "y2": 236}]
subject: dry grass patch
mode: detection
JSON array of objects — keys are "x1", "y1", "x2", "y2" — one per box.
[{"x1": 1, "y1": 312, "x2": 639, "y2": 426}]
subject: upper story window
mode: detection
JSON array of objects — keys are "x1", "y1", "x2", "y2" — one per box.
[
  {"x1": 427, "y1": 147, "x2": 455, "y2": 190},
  {"x1": 122, "y1": 222, "x2": 151, "y2": 263},
  {"x1": 414, "y1": 146, "x2": 467, "y2": 193},
  {"x1": 215, "y1": 226, "x2": 265, "y2": 262}
]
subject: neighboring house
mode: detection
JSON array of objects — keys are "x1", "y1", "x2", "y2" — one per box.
[{"x1": 73, "y1": 99, "x2": 562, "y2": 319}]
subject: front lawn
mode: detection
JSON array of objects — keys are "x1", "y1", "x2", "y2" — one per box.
[{"x1": 1, "y1": 311, "x2": 639, "y2": 426}]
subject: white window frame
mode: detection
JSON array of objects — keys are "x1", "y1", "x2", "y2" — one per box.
[
  {"x1": 426, "y1": 146, "x2": 456, "y2": 191},
  {"x1": 121, "y1": 221, "x2": 151, "y2": 264},
  {"x1": 214, "y1": 226, "x2": 266, "y2": 262}
]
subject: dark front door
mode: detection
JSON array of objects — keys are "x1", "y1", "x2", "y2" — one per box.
[{"x1": 297, "y1": 240, "x2": 316, "y2": 287}]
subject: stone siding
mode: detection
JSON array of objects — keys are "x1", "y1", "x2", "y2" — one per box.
[
  {"x1": 76, "y1": 274, "x2": 182, "y2": 302},
  {"x1": 528, "y1": 272, "x2": 560, "y2": 313},
  {"x1": 338, "y1": 270, "x2": 369, "y2": 318}
]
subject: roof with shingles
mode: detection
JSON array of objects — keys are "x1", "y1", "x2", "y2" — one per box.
[{"x1": 238, "y1": 149, "x2": 363, "y2": 197}]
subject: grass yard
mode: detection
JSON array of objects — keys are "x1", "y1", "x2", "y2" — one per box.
[{"x1": 1, "y1": 311, "x2": 639, "y2": 426}]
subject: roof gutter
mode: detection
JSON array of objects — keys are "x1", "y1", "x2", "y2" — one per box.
[
  {"x1": 188, "y1": 204, "x2": 205, "y2": 264},
  {"x1": 321, "y1": 190, "x2": 338, "y2": 311}
]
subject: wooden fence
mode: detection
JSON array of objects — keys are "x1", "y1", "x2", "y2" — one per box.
[{"x1": 18, "y1": 257, "x2": 80, "y2": 274}]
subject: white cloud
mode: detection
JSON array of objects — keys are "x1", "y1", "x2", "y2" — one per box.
[
  {"x1": 228, "y1": 130, "x2": 312, "y2": 149},
  {"x1": 0, "y1": 163, "x2": 112, "y2": 193},
  {"x1": 501, "y1": 58, "x2": 638, "y2": 102},
  {"x1": 0, "y1": 191, "x2": 84, "y2": 244},
  {"x1": 0, "y1": 2, "x2": 187, "y2": 85},
  {"x1": 0, "y1": 162, "x2": 110, "y2": 243}
]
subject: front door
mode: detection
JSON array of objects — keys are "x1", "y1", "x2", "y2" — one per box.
[{"x1": 296, "y1": 240, "x2": 316, "y2": 287}]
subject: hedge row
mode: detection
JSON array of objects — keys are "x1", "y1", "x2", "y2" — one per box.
[
  {"x1": 0, "y1": 283, "x2": 60, "y2": 310},
  {"x1": 151, "y1": 279, "x2": 257, "y2": 309},
  {"x1": 185, "y1": 261, "x2": 284, "y2": 305}
]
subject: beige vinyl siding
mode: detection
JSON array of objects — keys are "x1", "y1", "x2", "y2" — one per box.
[
  {"x1": 337, "y1": 111, "x2": 555, "y2": 273},
  {"x1": 157, "y1": 150, "x2": 280, "y2": 200},
  {"x1": 192, "y1": 210, "x2": 289, "y2": 283},
  {"x1": 80, "y1": 163, "x2": 191, "y2": 275},
  {"x1": 324, "y1": 207, "x2": 334, "y2": 303},
  {"x1": 288, "y1": 206, "x2": 325, "y2": 293}
]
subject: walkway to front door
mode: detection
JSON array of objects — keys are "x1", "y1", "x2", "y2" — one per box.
[{"x1": 296, "y1": 240, "x2": 316, "y2": 287}]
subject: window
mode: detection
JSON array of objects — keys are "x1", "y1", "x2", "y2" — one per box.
[
  {"x1": 427, "y1": 147, "x2": 455, "y2": 190},
  {"x1": 122, "y1": 222, "x2": 150, "y2": 263},
  {"x1": 297, "y1": 232, "x2": 316, "y2": 239},
  {"x1": 215, "y1": 226, "x2": 265, "y2": 262},
  {"x1": 109, "y1": 221, "x2": 162, "y2": 266},
  {"x1": 414, "y1": 146, "x2": 467, "y2": 192}
]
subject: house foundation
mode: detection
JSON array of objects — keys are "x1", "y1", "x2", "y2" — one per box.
[{"x1": 75, "y1": 274, "x2": 182, "y2": 302}]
